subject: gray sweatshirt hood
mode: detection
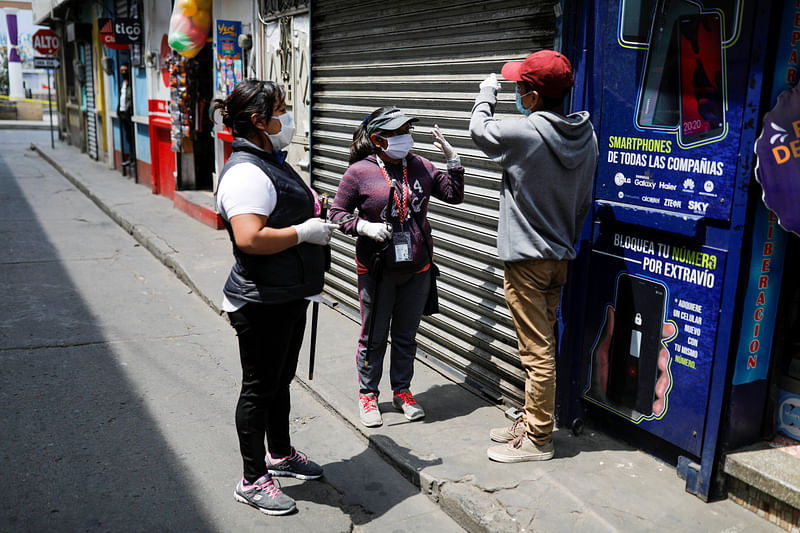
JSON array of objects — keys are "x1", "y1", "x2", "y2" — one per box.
[{"x1": 529, "y1": 111, "x2": 595, "y2": 170}]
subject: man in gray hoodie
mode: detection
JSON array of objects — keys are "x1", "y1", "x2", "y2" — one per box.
[{"x1": 470, "y1": 50, "x2": 598, "y2": 462}]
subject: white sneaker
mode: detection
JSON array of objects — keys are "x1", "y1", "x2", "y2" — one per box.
[
  {"x1": 392, "y1": 390, "x2": 425, "y2": 421},
  {"x1": 359, "y1": 393, "x2": 382, "y2": 427}
]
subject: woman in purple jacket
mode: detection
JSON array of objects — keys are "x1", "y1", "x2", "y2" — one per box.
[{"x1": 329, "y1": 107, "x2": 464, "y2": 427}]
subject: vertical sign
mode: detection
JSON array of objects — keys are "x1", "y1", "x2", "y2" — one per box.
[
  {"x1": 215, "y1": 20, "x2": 242, "y2": 96},
  {"x1": 732, "y1": 0, "x2": 796, "y2": 385}
]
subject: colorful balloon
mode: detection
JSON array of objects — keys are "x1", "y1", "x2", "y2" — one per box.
[
  {"x1": 178, "y1": 0, "x2": 197, "y2": 17},
  {"x1": 186, "y1": 25, "x2": 208, "y2": 48},
  {"x1": 192, "y1": 10, "x2": 211, "y2": 31},
  {"x1": 168, "y1": 32, "x2": 193, "y2": 52},
  {"x1": 170, "y1": 13, "x2": 192, "y2": 34}
]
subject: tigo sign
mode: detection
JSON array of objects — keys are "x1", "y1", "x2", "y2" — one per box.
[{"x1": 114, "y1": 18, "x2": 142, "y2": 45}]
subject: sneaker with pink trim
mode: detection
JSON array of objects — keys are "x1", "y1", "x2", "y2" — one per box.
[
  {"x1": 359, "y1": 392, "x2": 382, "y2": 427},
  {"x1": 392, "y1": 390, "x2": 425, "y2": 421},
  {"x1": 234, "y1": 474, "x2": 296, "y2": 515},
  {"x1": 267, "y1": 447, "x2": 323, "y2": 480}
]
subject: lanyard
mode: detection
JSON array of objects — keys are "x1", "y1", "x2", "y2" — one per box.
[{"x1": 376, "y1": 157, "x2": 408, "y2": 222}]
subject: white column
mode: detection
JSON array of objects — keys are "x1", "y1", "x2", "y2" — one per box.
[{"x1": 5, "y1": 8, "x2": 25, "y2": 98}]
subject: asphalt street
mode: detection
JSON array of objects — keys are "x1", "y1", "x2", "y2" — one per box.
[{"x1": 0, "y1": 129, "x2": 464, "y2": 532}]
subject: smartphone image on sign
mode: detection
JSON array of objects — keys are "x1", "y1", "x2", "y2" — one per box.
[
  {"x1": 606, "y1": 273, "x2": 668, "y2": 415},
  {"x1": 636, "y1": 0, "x2": 701, "y2": 129},
  {"x1": 619, "y1": 0, "x2": 658, "y2": 45},
  {"x1": 678, "y1": 12, "x2": 725, "y2": 147},
  {"x1": 696, "y1": 0, "x2": 741, "y2": 45}
]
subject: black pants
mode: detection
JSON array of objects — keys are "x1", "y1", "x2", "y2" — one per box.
[
  {"x1": 228, "y1": 299, "x2": 309, "y2": 482},
  {"x1": 118, "y1": 112, "x2": 134, "y2": 165}
]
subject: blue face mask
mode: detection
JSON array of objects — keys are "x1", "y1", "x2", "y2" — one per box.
[{"x1": 516, "y1": 87, "x2": 533, "y2": 116}]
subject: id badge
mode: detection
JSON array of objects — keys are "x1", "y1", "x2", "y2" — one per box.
[{"x1": 393, "y1": 231, "x2": 413, "y2": 263}]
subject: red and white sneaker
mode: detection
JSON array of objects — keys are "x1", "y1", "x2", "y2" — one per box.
[
  {"x1": 392, "y1": 390, "x2": 425, "y2": 421},
  {"x1": 359, "y1": 392, "x2": 382, "y2": 427}
]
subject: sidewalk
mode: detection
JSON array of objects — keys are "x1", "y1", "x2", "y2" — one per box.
[
  {"x1": 1, "y1": 117, "x2": 58, "y2": 130},
  {"x1": 30, "y1": 139, "x2": 780, "y2": 533}
]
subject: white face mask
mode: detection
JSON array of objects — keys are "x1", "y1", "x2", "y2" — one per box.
[
  {"x1": 265, "y1": 113, "x2": 295, "y2": 151},
  {"x1": 382, "y1": 133, "x2": 414, "y2": 159}
]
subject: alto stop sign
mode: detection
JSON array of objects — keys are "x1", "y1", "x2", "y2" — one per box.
[{"x1": 33, "y1": 29, "x2": 60, "y2": 56}]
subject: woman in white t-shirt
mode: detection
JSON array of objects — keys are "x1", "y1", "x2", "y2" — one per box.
[{"x1": 213, "y1": 80, "x2": 336, "y2": 517}]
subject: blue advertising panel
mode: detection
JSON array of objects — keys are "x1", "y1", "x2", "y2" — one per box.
[
  {"x1": 596, "y1": 1, "x2": 751, "y2": 220},
  {"x1": 583, "y1": 222, "x2": 726, "y2": 456},
  {"x1": 583, "y1": 0, "x2": 761, "y2": 458},
  {"x1": 215, "y1": 20, "x2": 242, "y2": 97}
]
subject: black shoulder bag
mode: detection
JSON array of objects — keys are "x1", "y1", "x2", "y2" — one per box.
[{"x1": 410, "y1": 207, "x2": 440, "y2": 316}]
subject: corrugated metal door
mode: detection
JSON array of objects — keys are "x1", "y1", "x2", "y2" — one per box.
[
  {"x1": 311, "y1": 0, "x2": 559, "y2": 404},
  {"x1": 83, "y1": 42, "x2": 99, "y2": 160}
]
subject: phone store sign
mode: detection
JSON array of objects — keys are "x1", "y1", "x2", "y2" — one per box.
[
  {"x1": 596, "y1": 1, "x2": 754, "y2": 221},
  {"x1": 583, "y1": 224, "x2": 727, "y2": 456}
]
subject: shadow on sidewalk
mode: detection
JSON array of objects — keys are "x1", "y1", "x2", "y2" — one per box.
[
  {"x1": 0, "y1": 135, "x2": 216, "y2": 532},
  {"x1": 281, "y1": 434, "x2": 442, "y2": 525}
]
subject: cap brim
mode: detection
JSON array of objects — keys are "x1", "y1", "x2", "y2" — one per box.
[
  {"x1": 377, "y1": 115, "x2": 419, "y2": 132},
  {"x1": 501, "y1": 61, "x2": 524, "y2": 81}
]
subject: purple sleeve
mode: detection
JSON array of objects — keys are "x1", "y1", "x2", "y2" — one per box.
[
  {"x1": 429, "y1": 159, "x2": 465, "y2": 205},
  {"x1": 329, "y1": 167, "x2": 362, "y2": 236}
]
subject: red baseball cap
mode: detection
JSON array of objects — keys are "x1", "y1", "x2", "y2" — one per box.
[{"x1": 501, "y1": 50, "x2": 574, "y2": 98}]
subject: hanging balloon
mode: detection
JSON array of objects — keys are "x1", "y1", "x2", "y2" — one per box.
[
  {"x1": 192, "y1": 9, "x2": 211, "y2": 31},
  {"x1": 167, "y1": 0, "x2": 211, "y2": 56},
  {"x1": 178, "y1": 0, "x2": 198, "y2": 17},
  {"x1": 186, "y1": 25, "x2": 208, "y2": 49}
]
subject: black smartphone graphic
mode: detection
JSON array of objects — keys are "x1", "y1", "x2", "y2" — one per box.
[
  {"x1": 678, "y1": 12, "x2": 725, "y2": 147},
  {"x1": 620, "y1": 0, "x2": 658, "y2": 44},
  {"x1": 636, "y1": 0, "x2": 701, "y2": 129},
  {"x1": 697, "y1": 0, "x2": 741, "y2": 44},
  {"x1": 607, "y1": 274, "x2": 667, "y2": 414}
]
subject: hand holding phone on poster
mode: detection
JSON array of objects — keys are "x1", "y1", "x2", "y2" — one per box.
[{"x1": 589, "y1": 304, "x2": 675, "y2": 417}]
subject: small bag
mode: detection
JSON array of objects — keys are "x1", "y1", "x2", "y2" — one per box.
[{"x1": 423, "y1": 262, "x2": 440, "y2": 315}]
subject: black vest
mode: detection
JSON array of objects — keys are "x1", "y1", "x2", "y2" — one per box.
[{"x1": 218, "y1": 138, "x2": 325, "y2": 305}]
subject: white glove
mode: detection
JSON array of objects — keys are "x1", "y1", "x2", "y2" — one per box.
[
  {"x1": 480, "y1": 73, "x2": 501, "y2": 92},
  {"x1": 293, "y1": 217, "x2": 338, "y2": 245},
  {"x1": 357, "y1": 220, "x2": 392, "y2": 242},
  {"x1": 432, "y1": 124, "x2": 458, "y2": 162}
]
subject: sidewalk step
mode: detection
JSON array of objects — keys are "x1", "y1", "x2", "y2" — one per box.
[
  {"x1": 173, "y1": 190, "x2": 224, "y2": 230},
  {"x1": 724, "y1": 437, "x2": 800, "y2": 531}
]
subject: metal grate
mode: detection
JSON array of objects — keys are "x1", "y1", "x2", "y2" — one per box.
[{"x1": 310, "y1": 0, "x2": 559, "y2": 404}]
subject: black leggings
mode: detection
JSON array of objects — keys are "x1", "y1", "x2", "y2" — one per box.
[{"x1": 228, "y1": 299, "x2": 309, "y2": 482}]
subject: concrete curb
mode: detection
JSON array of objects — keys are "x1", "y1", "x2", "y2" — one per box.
[{"x1": 293, "y1": 372, "x2": 508, "y2": 533}]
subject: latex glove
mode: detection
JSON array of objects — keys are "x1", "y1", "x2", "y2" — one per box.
[
  {"x1": 432, "y1": 124, "x2": 457, "y2": 161},
  {"x1": 357, "y1": 220, "x2": 392, "y2": 242},
  {"x1": 480, "y1": 73, "x2": 501, "y2": 92},
  {"x1": 293, "y1": 217, "x2": 338, "y2": 245}
]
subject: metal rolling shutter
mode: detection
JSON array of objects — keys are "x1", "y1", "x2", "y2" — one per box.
[
  {"x1": 83, "y1": 42, "x2": 99, "y2": 160},
  {"x1": 310, "y1": 0, "x2": 558, "y2": 404}
]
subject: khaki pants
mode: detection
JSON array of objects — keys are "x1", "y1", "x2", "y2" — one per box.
[{"x1": 504, "y1": 259, "x2": 569, "y2": 446}]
